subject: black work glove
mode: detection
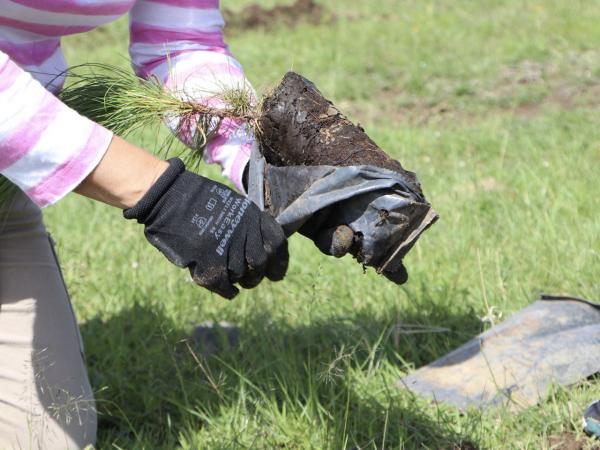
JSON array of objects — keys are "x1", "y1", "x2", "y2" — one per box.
[
  {"x1": 300, "y1": 215, "x2": 408, "y2": 285},
  {"x1": 244, "y1": 162, "x2": 409, "y2": 285},
  {"x1": 124, "y1": 158, "x2": 289, "y2": 299}
]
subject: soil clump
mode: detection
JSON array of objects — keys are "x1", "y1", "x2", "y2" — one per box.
[{"x1": 258, "y1": 72, "x2": 422, "y2": 194}]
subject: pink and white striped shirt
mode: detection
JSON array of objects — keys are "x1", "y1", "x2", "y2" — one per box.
[{"x1": 0, "y1": 0, "x2": 253, "y2": 207}]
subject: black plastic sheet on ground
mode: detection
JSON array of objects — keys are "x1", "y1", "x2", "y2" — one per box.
[{"x1": 399, "y1": 295, "x2": 600, "y2": 411}]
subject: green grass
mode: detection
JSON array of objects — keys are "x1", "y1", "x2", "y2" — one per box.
[{"x1": 43, "y1": 0, "x2": 600, "y2": 448}]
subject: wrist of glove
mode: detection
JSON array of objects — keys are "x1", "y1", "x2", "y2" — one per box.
[{"x1": 124, "y1": 158, "x2": 288, "y2": 299}]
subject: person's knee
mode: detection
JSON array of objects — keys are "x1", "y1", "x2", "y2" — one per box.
[
  {"x1": 0, "y1": 191, "x2": 97, "y2": 449},
  {"x1": 27, "y1": 344, "x2": 98, "y2": 449},
  {"x1": 0, "y1": 379, "x2": 97, "y2": 450}
]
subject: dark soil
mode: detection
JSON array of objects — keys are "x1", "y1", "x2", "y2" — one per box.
[
  {"x1": 257, "y1": 71, "x2": 436, "y2": 277},
  {"x1": 549, "y1": 433, "x2": 598, "y2": 450},
  {"x1": 448, "y1": 442, "x2": 479, "y2": 450},
  {"x1": 223, "y1": 0, "x2": 333, "y2": 32},
  {"x1": 258, "y1": 71, "x2": 422, "y2": 195}
]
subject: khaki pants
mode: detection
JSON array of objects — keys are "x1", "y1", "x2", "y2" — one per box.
[{"x1": 0, "y1": 191, "x2": 96, "y2": 449}]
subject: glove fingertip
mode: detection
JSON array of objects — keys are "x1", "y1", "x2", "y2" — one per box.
[
  {"x1": 191, "y1": 266, "x2": 239, "y2": 300},
  {"x1": 239, "y1": 270, "x2": 265, "y2": 289},
  {"x1": 314, "y1": 225, "x2": 354, "y2": 258},
  {"x1": 257, "y1": 214, "x2": 289, "y2": 282},
  {"x1": 260, "y1": 215, "x2": 286, "y2": 251},
  {"x1": 382, "y1": 263, "x2": 409, "y2": 285},
  {"x1": 265, "y1": 240, "x2": 289, "y2": 282},
  {"x1": 220, "y1": 286, "x2": 240, "y2": 300}
]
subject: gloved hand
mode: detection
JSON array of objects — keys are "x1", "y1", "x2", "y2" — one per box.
[
  {"x1": 245, "y1": 154, "x2": 418, "y2": 286},
  {"x1": 124, "y1": 158, "x2": 289, "y2": 299},
  {"x1": 300, "y1": 213, "x2": 408, "y2": 285}
]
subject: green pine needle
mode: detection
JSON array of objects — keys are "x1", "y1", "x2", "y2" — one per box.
[{"x1": 60, "y1": 63, "x2": 259, "y2": 165}]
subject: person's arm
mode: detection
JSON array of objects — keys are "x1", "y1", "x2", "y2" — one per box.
[
  {"x1": 128, "y1": 0, "x2": 254, "y2": 192},
  {"x1": 0, "y1": 50, "x2": 113, "y2": 207},
  {"x1": 74, "y1": 135, "x2": 168, "y2": 209},
  {"x1": 74, "y1": 135, "x2": 288, "y2": 299},
  {"x1": 0, "y1": 51, "x2": 287, "y2": 299}
]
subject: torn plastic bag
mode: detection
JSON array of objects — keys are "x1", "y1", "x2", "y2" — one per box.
[
  {"x1": 399, "y1": 295, "x2": 600, "y2": 410},
  {"x1": 247, "y1": 146, "x2": 438, "y2": 281},
  {"x1": 584, "y1": 400, "x2": 600, "y2": 438}
]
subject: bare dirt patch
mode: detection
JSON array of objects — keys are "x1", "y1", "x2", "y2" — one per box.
[
  {"x1": 548, "y1": 432, "x2": 595, "y2": 450},
  {"x1": 339, "y1": 56, "x2": 600, "y2": 126},
  {"x1": 223, "y1": 0, "x2": 334, "y2": 32},
  {"x1": 448, "y1": 441, "x2": 479, "y2": 450},
  {"x1": 337, "y1": 94, "x2": 454, "y2": 127}
]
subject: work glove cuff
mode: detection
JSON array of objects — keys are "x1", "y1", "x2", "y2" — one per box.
[{"x1": 123, "y1": 158, "x2": 186, "y2": 223}]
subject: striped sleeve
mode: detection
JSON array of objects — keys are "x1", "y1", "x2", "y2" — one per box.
[
  {"x1": 129, "y1": 0, "x2": 252, "y2": 192},
  {"x1": 0, "y1": 51, "x2": 113, "y2": 207}
]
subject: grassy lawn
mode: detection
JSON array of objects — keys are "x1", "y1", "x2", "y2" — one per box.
[{"x1": 44, "y1": 0, "x2": 600, "y2": 448}]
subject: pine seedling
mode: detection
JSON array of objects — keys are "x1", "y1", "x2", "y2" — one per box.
[
  {"x1": 0, "y1": 64, "x2": 260, "y2": 207},
  {"x1": 59, "y1": 63, "x2": 260, "y2": 167}
]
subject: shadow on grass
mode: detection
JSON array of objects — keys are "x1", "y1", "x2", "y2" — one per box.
[{"x1": 81, "y1": 300, "x2": 483, "y2": 449}]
